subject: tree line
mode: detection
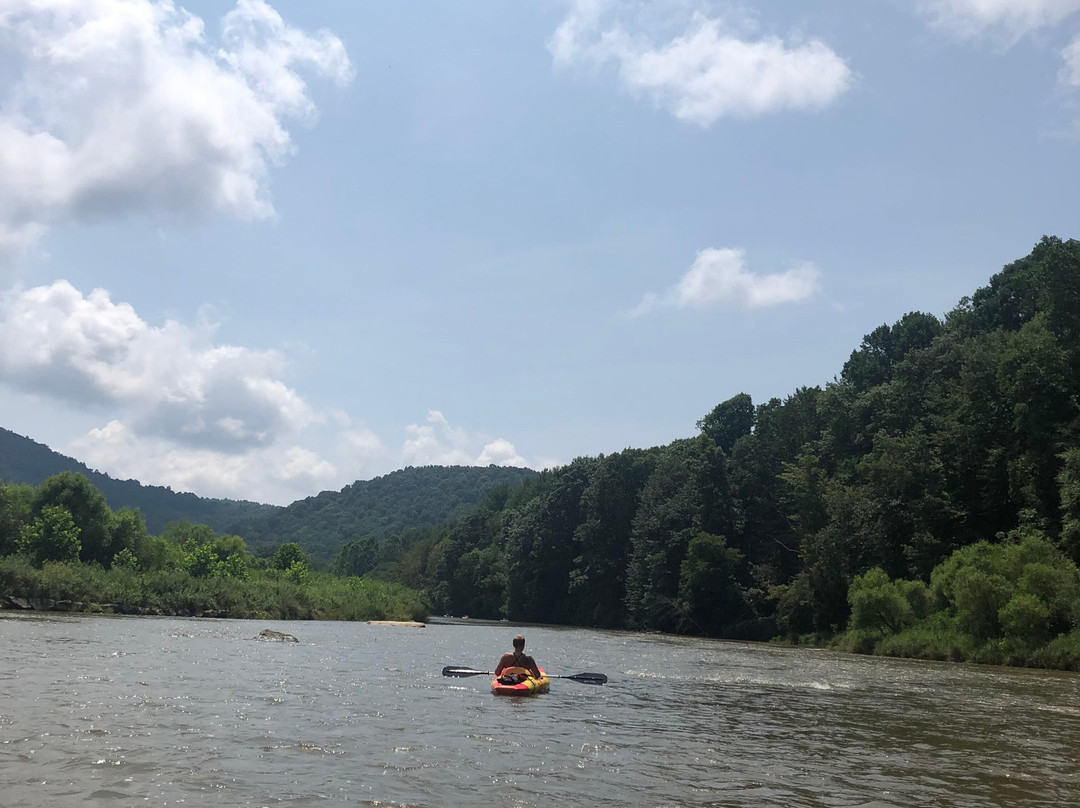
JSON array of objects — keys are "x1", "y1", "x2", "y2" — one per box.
[
  {"x1": 0, "y1": 471, "x2": 425, "y2": 621},
  {"x1": 343, "y1": 237, "x2": 1080, "y2": 667}
]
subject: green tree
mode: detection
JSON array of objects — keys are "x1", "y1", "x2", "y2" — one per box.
[
  {"x1": 109, "y1": 507, "x2": 147, "y2": 559},
  {"x1": 677, "y1": 532, "x2": 747, "y2": 634},
  {"x1": 274, "y1": 542, "x2": 309, "y2": 571},
  {"x1": 18, "y1": 504, "x2": 81, "y2": 566},
  {"x1": 566, "y1": 449, "x2": 655, "y2": 627},
  {"x1": 697, "y1": 393, "x2": 754, "y2": 454},
  {"x1": 624, "y1": 443, "x2": 702, "y2": 631},
  {"x1": 0, "y1": 482, "x2": 33, "y2": 556},
  {"x1": 32, "y1": 472, "x2": 113, "y2": 565},
  {"x1": 847, "y1": 567, "x2": 928, "y2": 634},
  {"x1": 332, "y1": 538, "x2": 378, "y2": 577}
]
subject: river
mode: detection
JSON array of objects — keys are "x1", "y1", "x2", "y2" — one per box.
[{"x1": 1, "y1": 613, "x2": 1078, "y2": 807}]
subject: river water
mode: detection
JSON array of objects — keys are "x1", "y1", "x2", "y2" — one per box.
[{"x1": 1, "y1": 613, "x2": 1078, "y2": 807}]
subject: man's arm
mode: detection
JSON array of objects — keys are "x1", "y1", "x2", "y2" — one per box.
[{"x1": 527, "y1": 655, "x2": 541, "y2": 677}]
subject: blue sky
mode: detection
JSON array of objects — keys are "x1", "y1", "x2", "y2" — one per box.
[{"x1": 1, "y1": 0, "x2": 1078, "y2": 505}]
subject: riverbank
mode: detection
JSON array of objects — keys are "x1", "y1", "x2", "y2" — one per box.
[{"x1": 0, "y1": 556, "x2": 428, "y2": 622}]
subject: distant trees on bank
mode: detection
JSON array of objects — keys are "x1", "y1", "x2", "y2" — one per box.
[
  {"x1": 358, "y1": 237, "x2": 1080, "y2": 669},
  {"x1": 0, "y1": 472, "x2": 425, "y2": 622}
]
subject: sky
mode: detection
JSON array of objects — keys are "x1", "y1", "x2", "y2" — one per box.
[{"x1": 0, "y1": 0, "x2": 1078, "y2": 506}]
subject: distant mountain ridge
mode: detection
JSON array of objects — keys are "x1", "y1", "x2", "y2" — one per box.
[
  {"x1": 0, "y1": 427, "x2": 278, "y2": 535},
  {"x1": 0, "y1": 427, "x2": 537, "y2": 566},
  {"x1": 228, "y1": 464, "x2": 538, "y2": 567}
]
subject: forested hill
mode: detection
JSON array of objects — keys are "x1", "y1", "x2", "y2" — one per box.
[
  {"x1": 0, "y1": 428, "x2": 276, "y2": 535},
  {"x1": 228, "y1": 465, "x2": 537, "y2": 567},
  {"x1": 371, "y1": 237, "x2": 1080, "y2": 663}
]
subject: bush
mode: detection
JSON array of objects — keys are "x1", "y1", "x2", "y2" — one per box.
[{"x1": 999, "y1": 593, "x2": 1050, "y2": 644}]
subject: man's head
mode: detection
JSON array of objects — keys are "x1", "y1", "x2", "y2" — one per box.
[{"x1": 513, "y1": 634, "x2": 525, "y2": 650}]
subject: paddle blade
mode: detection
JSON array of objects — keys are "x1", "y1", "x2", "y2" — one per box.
[
  {"x1": 560, "y1": 672, "x2": 608, "y2": 685},
  {"x1": 442, "y1": 666, "x2": 490, "y2": 677}
]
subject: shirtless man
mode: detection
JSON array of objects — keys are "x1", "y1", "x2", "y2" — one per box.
[{"x1": 495, "y1": 634, "x2": 541, "y2": 680}]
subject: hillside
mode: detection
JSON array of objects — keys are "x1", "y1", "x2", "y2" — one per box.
[
  {"x1": 0, "y1": 427, "x2": 536, "y2": 567},
  {"x1": 371, "y1": 236, "x2": 1080, "y2": 670},
  {"x1": 228, "y1": 464, "x2": 537, "y2": 567},
  {"x1": 0, "y1": 428, "x2": 277, "y2": 535}
]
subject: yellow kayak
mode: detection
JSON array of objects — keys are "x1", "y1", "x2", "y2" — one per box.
[{"x1": 491, "y1": 667, "x2": 550, "y2": 696}]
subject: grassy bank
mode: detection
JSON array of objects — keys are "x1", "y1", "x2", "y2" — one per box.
[{"x1": 0, "y1": 555, "x2": 428, "y2": 622}]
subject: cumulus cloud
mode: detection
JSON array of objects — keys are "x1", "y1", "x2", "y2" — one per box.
[
  {"x1": 631, "y1": 247, "x2": 822, "y2": 315},
  {"x1": 0, "y1": 280, "x2": 316, "y2": 449},
  {"x1": 0, "y1": 282, "x2": 536, "y2": 502},
  {"x1": 913, "y1": 0, "x2": 1080, "y2": 41},
  {"x1": 1063, "y1": 34, "x2": 1080, "y2": 84},
  {"x1": 0, "y1": 0, "x2": 352, "y2": 258},
  {"x1": 477, "y1": 438, "x2": 528, "y2": 467},
  {"x1": 401, "y1": 410, "x2": 530, "y2": 468},
  {"x1": 549, "y1": 0, "x2": 852, "y2": 125}
]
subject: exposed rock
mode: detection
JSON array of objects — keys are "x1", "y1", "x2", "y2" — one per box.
[
  {"x1": 367, "y1": 620, "x2": 425, "y2": 627},
  {"x1": 256, "y1": 628, "x2": 299, "y2": 642}
]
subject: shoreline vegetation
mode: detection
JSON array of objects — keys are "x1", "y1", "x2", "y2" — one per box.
[
  {"x1": 0, "y1": 554, "x2": 428, "y2": 622},
  {"x1": 0, "y1": 471, "x2": 428, "y2": 623}
]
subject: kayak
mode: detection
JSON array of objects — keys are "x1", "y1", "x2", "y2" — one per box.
[{"x1": 491, "y1": 667, "x2": 550, "y2": 696}]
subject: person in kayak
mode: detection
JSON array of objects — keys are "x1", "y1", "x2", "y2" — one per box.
[{"x1": 495, "y1": 635, "x2": 541, "y2": 683}]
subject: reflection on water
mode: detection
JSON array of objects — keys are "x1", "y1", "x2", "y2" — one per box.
[{"x1": 1, "y1": 612, "x2": 1078, "y2": 807}]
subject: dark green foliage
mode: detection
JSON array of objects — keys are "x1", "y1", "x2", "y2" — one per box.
[
  {"x1": 0, "y1": 482, "x2": 32, "y2": 556},
  {"x1": 273, "y1": 542, "x2": 309, "y2": 571},
  {"x1": 566, "y1": 449, "x2": 655, "y2": 627},
  {"x1": 235, "y1": 465, "x2": 536, "y2": 567},
  {"x1": 331, "y1": 537, "x2": 378, "y2": 577},
  {"x1": 360, "y1": 237, "x2": 1080, "y2": 668},
  {"x1": 677, "y1": 532, "x2": 747, "y2": 632},
  {"x1": 31, "y1": 472, "x2": 113, "y2": 566},
  {"x1": 697, "y1": 393, "x2": 754, "y2": 453},
  {"x1": 838, "y1": 531, "x2": 1080, "y2": 665},
  {"x1": 0, "y1": 554, "x2": 427, "y2": 622},
  {"x1": 18, "y1": 505, "x2": 82, "y2": 566}
]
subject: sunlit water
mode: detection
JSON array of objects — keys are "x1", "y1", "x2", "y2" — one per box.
[{"x1": 1, "y1": 613, "x2": 1078, "y2": 807}]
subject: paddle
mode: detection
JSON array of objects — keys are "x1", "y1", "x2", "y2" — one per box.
[{"x1": 441, "y1": 666, "x2": 607, "y2": 685}]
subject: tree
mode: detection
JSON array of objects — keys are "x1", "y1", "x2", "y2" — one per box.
[
  {"x1": 566, "y1": 449, "x2": 655, "y2": 627},
  {"x1": 274, "y1": 542, "x2": 309, "y2": 571},
  {"x1": 32, "y1": 472, "x2": 113, "y2": 565},
  {"x1": 332, "y1": 538, "x2": 378, "y2": 577},
  {"x1": 109, "y1": 507, "x2": 147, "y2": 559},
  {"x1": 624, "y1": 443, "x2": 702, "y2": 631},
  {"x1": 841, "y1": 312, "x2": 942, "y2": 392},
  {"x1": 0, "y1": 482, "x2": 33, "y2": 556},
  {"x1": 697, "y1": 393, "x2": 754, "y2": 454},
  {"x1": 677, "y1": 532, "x2": 747, "y2": 634},
  {"x1": 847, "y1": 567, "x2": 928, "y2": 634},
  {"x1": 18, "y1": 505, "x2": 81, "y2": 566}
]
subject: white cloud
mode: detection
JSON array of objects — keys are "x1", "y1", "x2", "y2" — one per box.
[
  {"x1": 402, "y1": 410, "x2": 476, "y2": 467},
  {"x1": 1063, "y1": 34, "x2": 1080, "y2": 84},
  {"x1": 549, "y1": 0, "x2": 852, "y2": 125},
  {"x1": 402, "y1": 410, "x2": 532, "y2": 468},
  {"x1": 0, "y1": 0, "x2": 352, "y2": 258},
  {"x1": 632, "y1": 247, "x2": 822, "y2": 315},
  {"x1": 0, "y1": 280, "x2": 314, "y2": 449},
  {"x1": 0, "y1": 282, "x2": 536, "y2": 503},
  {"x1": 914, "y1": 0, "x2": 1080, "y2": 40},
  {"x1": 477, "y1": 438, "x2": 527, "y2": 467}
]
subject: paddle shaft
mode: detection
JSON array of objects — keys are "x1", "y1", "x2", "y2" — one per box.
[{"x1": 442, "y1": 666, "x2": 606, "y2": 684}]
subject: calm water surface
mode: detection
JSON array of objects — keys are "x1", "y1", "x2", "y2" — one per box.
[{"x1": 1, "y1": 613, "x2": 1078, "y2": 807}]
